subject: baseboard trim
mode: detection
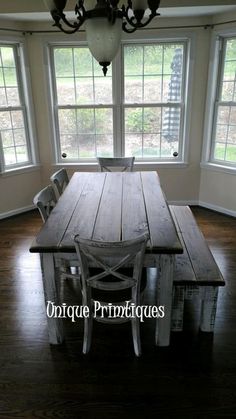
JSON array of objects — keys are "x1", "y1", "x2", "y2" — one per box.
[
  {"x1": 0, "y1": 204, "x2": 35, "y2": 220},
  {"x1": 168, "y1": 199, "x2": 236, "y2": 217},
  {"x1": 168, "y1": 200, "x2": 199, "y2": 206},
  {"x1": 198, "y1": 201, "x2": 236, "y2": 218}
]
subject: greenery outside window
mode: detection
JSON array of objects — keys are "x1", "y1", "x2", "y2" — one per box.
[
  {"x1": 49, "y1": 39, "x2": 190, "y2": 163},
  {"x1": 123, "y1": 43, "x2": 185, "y2": 159}
]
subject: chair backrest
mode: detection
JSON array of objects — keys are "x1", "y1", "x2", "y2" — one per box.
[
  {"x1": 50, "y1": 168, "x2": 69, "y2": 196},
  {"x1": 97, "y1": 157, "x2": 135, "y2": 172},
  {"x1": 74, "y1": 234, "x2": 149, "y2": 292},
  {"x1": 33, "y1": 185, "x2": 57, "y2": 223}
]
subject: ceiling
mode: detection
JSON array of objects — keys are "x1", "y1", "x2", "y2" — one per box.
[{"x1": 0, "y1": 1, "x2": 235, "y2": 22}]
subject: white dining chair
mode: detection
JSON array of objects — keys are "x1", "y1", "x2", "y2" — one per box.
[
  {"x1": 50, "y1": 168, "x2": 69, "y2": 196},
  {"x1": 74, "y1": 233, "x2": 149, "y2": 356},
  {"x1": 33, "y1": 185, "x2": 79, "y2": 281},
  {"x1": 97, "y1": 157, "x2": 135, "y2": 172},
  {"x1": 33, "y1": 185, "x2": 57, "y2": 223}
]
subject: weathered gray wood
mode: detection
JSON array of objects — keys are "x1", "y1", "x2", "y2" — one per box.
[
  {"x1": 169, "y1": 206, "x2": 196, "y2": 283},
  {"x1": 141, "y1": 172, "x2": 182, "y2": 253},
  {"x1": 171, "y1": 205, "x2": 224, "y2": 285},
  {"x1": 155, "y1": 254, "x2": 174, "y2": 346},
  {"x1": 169, "y1": 205, "x2": 225, "y2": 333},
  {"x1": 97, "y1": 157, "x2": 135, "y2": 172},
  {"x1": 41, "y1": 253, "x2": 64, "y2": 344},
  {"x1": 92, "y1": 172, "x2": 123, "y2": 241},
  {"x1": 61, "y1": 172, "x2": 106, "y2": 247},
  {"x1": 31, "y1": 173, "x2": 89, "y2": 251},
  {"x1": 171, "y1": 285, "x2": 185, "y2": 331},
  {"x1": 30, "y1": 172, "x2": 184, "y2": 348},
  {"x1": 200, "y1": 286, "x2": 219, "y2": 332},
  {"x1": 122, "y1": 172, "x2": 149, "y2": 241}
]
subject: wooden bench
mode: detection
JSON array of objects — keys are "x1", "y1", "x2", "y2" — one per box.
[{"x1": 169, "y1": 205, "x2": 225, "y2": 333}]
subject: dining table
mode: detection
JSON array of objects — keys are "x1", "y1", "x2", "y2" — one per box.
[{"x1": 30, "y1": 171, "x2": 183, "y2": 347}]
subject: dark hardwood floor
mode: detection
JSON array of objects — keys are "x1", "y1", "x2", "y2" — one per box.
[{"x1": 0, "y1": 207, "x2": 235, "y2": 418}]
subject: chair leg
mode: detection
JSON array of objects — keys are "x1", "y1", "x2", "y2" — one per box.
[
  {"x1": 131, "y1": 316, "x2": 141, "y2": 357},
  {"x1": 82, "y1": 288, "x2": 93, "y2": 354}
]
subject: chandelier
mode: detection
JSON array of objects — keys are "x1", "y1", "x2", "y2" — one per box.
[{"x1": 45, "y1": 0, "x2": 161, "y2": 75}]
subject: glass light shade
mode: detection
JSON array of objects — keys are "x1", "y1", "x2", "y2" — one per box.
[
  {"x1": 84, "y1": 0, "x2": 97, "y2": 10},
  {"x1": 86, "y1": 17, "x2": 122, "y2": 64},
  {"x1": 44, "y1": 0, "x2": 67, "y2": 12},
  {"x1": 132, "y1": 0, "x2": 147, "y2": 9}
]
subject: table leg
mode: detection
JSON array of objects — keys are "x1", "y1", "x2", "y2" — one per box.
[
  {"x1": 41, "y1": 253, "x2": 64, "y2": 344},
  {"x1": 155, "y1": 254, "x2": 174, "y2": 346}
]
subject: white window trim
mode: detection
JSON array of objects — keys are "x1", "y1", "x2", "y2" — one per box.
[
  {"x1": 202, "y1": 28, "x2": 236, "y2": 175},
  {"x1": 0, "y1": 36, "x2": 39, "y2": 174},
  {"x1": 44, "y1": 30, "x2": 195, "y2": 167}
]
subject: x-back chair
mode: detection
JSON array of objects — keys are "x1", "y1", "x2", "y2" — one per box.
[
  {"x1": 97, "y1": 157, "x2": 135, "y2": 172},
  {"x1": 74, "y1": 233, "x2": 149, "y2": 356}
]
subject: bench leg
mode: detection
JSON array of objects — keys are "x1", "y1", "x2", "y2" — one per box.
[
  {"x1": 200, "y1": 286, "x2": 218, "y2": 332},
  {"x1": 171, "y1": 286, "x2": 185, "y2": 331},
  {"x1": 155, "y1": 254, "x2": 174, "y2": 346}
]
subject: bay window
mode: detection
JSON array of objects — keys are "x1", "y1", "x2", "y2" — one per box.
[{"x1": 49, "y1": 37, "x2": 191, "y2": 164}]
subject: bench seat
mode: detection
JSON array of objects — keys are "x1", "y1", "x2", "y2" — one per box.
[{"x1": 169, "y1": 205, "x2": 225, "y2": 332}]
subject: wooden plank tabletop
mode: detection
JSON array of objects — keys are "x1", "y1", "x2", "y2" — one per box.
[{"x1": 30, "y1": 171, "x2": 182, "y2": 255}]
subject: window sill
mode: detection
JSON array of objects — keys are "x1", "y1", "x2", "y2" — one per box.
[
  {"x1": 54, "y1": 161, "x2": 189, "y2": 170},
  {"x1": 1, "y1": 164, "x2": 41, "y2": 177},
  {"x1": 200, "y1": 162, "x2": 236, "y2": 175}
]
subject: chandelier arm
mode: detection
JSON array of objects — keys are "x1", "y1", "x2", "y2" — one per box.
[
  {"x1": 122, "y1": 11, "x2": 159, "y2": 31},
  {"x1": 51, "y1": 10, "x2": 85, "y2": 31},
  {"x1": 53, "y1": 21, "x2": 81, "y2": 34},
  {"x1": 122, "y1": 22, "x2": 138, "y2": 34}
]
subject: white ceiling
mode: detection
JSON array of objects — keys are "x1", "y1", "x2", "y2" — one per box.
[{"x1": 0, "y1": 3, "x2": 236, "y2": 22}]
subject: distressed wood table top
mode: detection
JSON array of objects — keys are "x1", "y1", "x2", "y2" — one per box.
[{"x1": 30, "y1": 171, "x2": 182, "y2": 255}]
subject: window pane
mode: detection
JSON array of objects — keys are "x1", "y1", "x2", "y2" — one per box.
[
  {"x1": 124, "y1": 105, "x2": 180, "y2": 157},
  {"x1": 213, "y1": 104, "x2": 236, "y2": 163},
  {"x1": 124, "y1": 46, "x2": 143, "y2": 75},
  {"x1": 56, "y1": 78, "x2": 76, "y2": 104},
  {"x1": 58, "y1": 106, "x2": 113, "y2": 159},
  {"x1": 0, "y1": 110, "x2": 28, "y2": 166},
  {"x1": 54, "y1": 48, "x2": 73, "y2": 77},
  {"x1": 74, "y1": 48, "x2": 93, "y2": 77},
  {"x1": 3, "y1": 147, "x2": 16, "y2": 165},
  {"x1": 4, "y1": 68, "x2": 17, "y2": 86},
  {"x1": 221, "y1": 39, "x2": 236, "y2": 102},
  {"x1": 53, "y1": 46, "x2": 113, "y2": 160},
  {"x1": 125, "y1": 134, "x2": 143, "y2": 157},
  {"x1": 1, "y1": 130, "x2": 14, "y2": 147},
  {"x1": 226, "y1": 145, "x2": 236, "y2": 161},
  {"x1": 16, "y1": 145, "x2": 28, "y2": 163},
  {"x1": 54, "y1": 47, "x2": 112, "y2": 106},
  {"x1": 124, "y1": 76, "x2": 143, "y2": 103},
  {"x1": 0, "y1": 45, "x2": 32, "y2": 169},
  {"x1": 124, "y1": 43, "x2": 184, "y2": 104},
  {"x1": 214, "y1": 143, "x2": 226, "y2": 160}
]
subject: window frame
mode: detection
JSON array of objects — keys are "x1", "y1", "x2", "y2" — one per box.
[
  {"x1": 121, "y1": 40, "x2": 188, "y2": 161},
  {"x1": 0, "y1": 37, "x2": 38, "y2": 174},
  {"x1": 46, "y1": 31, "x2": 195, "y2": 167},
  {"x1": 202, "y1": 29, "x2": 236, "y2": 173}
]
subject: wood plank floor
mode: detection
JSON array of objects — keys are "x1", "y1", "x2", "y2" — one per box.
[{"x1": 0, "y1": 207, "x2": 235, "y2": 418}]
